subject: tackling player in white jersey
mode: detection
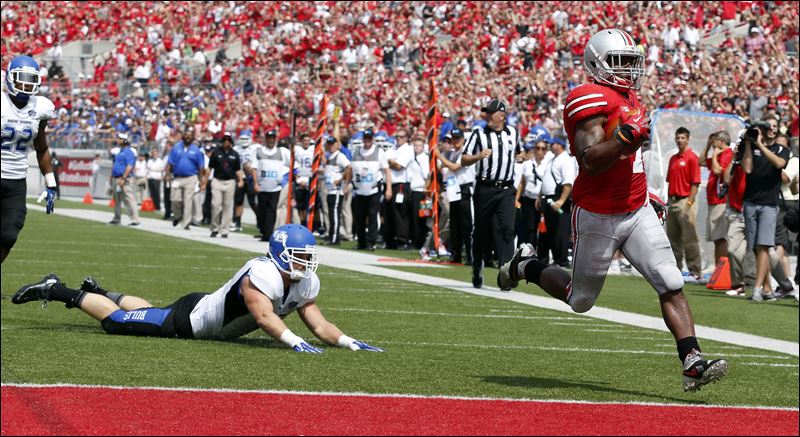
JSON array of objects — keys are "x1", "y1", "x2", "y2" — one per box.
[
  {"x1": 2, "y1": 55, "x2": 58, "y2": 263},
  {"x1": 12, "y1": 224, "x2": 383, "y2": 353}
]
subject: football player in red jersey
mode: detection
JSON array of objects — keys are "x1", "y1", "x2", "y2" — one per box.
[{"x1": 497, "y1": 29, "x2": 727, "y2": 392}]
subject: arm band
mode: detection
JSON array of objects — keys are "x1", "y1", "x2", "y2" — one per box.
[
  {"x1": 280, "y1": 329, "x2": 304, "y2": 348},
  {"x1": 45, "y1": 173, "x2": 57, "y2": 188},
  {"x1": 337, "y1": 335, "x2": 356, "y2": 348}
]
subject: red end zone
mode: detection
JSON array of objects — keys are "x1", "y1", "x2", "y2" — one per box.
[{"x1": 2, "y1": 384, "x2": 798, "y2": 436}]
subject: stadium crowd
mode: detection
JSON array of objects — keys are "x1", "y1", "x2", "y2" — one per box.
[{"x1": 2, "y1": 1, "x2": 797, "y2": 298}]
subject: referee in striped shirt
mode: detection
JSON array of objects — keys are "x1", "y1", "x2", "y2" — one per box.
[{"x1": 461, "y1": 98, "x2": 521, "y2": 288}]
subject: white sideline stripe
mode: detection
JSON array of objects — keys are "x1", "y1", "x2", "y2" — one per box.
[
  {"x1": 31, "y1": 206, "x2": 800, "y2": 357},
  {"x1": 3, "y1": 382, "x2": 797, "y2": 412},
  {"x1": 376, "y1": 340, "x2": 795, "y2": 360},
  {"x1": 328, "y1": 307, "x2": 584, "y2": 321}
]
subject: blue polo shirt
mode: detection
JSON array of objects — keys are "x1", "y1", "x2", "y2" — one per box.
[
  {"x1": 168, "y1": 141, "x2": 204, "y2": 177},
  {"x1": 112, "y1": 146, "x2": 136, "y2": 177}
]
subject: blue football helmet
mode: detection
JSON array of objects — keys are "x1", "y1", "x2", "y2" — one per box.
[
  {"x1": 525, "y1": 125, "x2": 551, "y2": 144},
  {"x1": 268, "y1": 224, "x2": 319, "y2": 280},
  {"x1": 6, "y1": 55, "x2": 41, "y2": 102}
]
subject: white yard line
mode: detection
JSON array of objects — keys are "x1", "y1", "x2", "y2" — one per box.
[
  {"x1": 2, "y1": 382, "x2": 797, "y2": 411},
  {"x1": 31, "y1": 205, "x2": 800, "y2": 357},
  {"x1": 374, "y1": 340, "x2": 795, "y2": 361}
]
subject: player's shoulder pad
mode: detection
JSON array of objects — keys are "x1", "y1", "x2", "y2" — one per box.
[
  {"x1": 34, "y1": 96, "x2": 56, "y2": 121},
  {"x1": 564, "y1": 83, "x2": 614, "y2": 122},
  {"x1": 248, "y1": 257, "x2": 283, "y2": 300}
]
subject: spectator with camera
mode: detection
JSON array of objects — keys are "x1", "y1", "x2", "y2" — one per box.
[
  {"x1": 700, "y1": 131, "x2": 734, "y2": 266},
  {"x1": 741, "y1": 116, "x2": 791, "y2": 302}
]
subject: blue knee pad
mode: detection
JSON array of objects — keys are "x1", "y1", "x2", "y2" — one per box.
[{"x1": 101, "y1": 308, "x2": 173, "y2": 337}]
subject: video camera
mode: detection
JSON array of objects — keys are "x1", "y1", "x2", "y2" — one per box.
[
  {"x1": 744, "y1": 119, "x2": 771, "y2": 142},
  {"x1": 733, "y1": 119, "x2": 772, "y2": 165}
]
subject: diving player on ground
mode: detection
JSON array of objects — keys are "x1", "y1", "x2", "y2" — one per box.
[{"x1": 12, "y1": 224, "x2": 383, "y2": 354}]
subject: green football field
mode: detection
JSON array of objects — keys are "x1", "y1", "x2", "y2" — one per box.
[{"x1": 2, "y1": 209, "x2": 798, "y2": 408}]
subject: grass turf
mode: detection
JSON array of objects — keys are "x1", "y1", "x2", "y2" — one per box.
[{"x1": 2, "y1": 210, "x2": 798, "y2": 408}]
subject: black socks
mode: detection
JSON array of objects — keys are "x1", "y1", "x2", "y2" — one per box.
[
  {"x1": 677, "y1": 336, "x2": 701, "y2": 363},
  {"x1": 49, "y1": 284, "x2": 87, "y2": 309},
  {"x1": 523, "y1": 261, "x2": 549, "y2": 286}
]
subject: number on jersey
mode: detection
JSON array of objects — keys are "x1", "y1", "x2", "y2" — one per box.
[{"x1": 1, "y1": 126, "x2": 34, "y2": 152}]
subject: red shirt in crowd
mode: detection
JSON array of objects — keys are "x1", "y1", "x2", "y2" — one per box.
[
  {"x1": 727, "y1": 165, "x2": 746, "y2": 212},
  {"x1": 705, "y1": 147, "x2": 734, "y2": 205},
  {"x1": 667, "y1": 148, "x2": 701, "y2": 197}
]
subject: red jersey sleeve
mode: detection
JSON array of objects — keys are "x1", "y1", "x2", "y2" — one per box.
[{"x1": 563, "y1": 83, "x2": 615, "y2": 126}]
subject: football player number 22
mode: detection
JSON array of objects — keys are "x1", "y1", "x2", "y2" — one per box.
[{"x1": 1, "y1": 126, "x2": 34, "y2": 152}]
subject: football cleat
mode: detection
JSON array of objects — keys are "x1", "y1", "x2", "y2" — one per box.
[
  {"x1": 80, "y1": 276, "x2": 101, "y2": 294},
  {"x1": 682, "y1": 350, "x2": 728, "y2": 392},
  {"x1": 497, "y1": 243, "x2": 536, "y2": 291},
  {"x1": 12, "y1": 273, "x2": 61, "y2": 305}
]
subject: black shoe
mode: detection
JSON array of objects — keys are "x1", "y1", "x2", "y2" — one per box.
[
  {"x1": 682, "y1": 350, "x2": 728, "y2": 392},
  {"x1": 12, "y1": 274, "x2": 61, "y2": 304},
  {"x1": 449, "y1": 257, "x2": 462, "y2": 264},
  {"x1": 355, "y1": 245, "x2": 367, "y2": 250},
  {"x1": 190, "y1": 221, "x2": 201, "y2": 227},
  {"x1": 80, "y1": 276, "x2": 101, "y2": 294},
  {"x1": 367, "y1": 245, "x2": 375, "y2": 252},
  {"x1": 108, "y1": 220, "x2": 120, "y2": 225},
  {"x1": 472, "y1": 270, "x2": 483, "y2": 289},
  {"x1": 210, "y1": 231, "x2": 218, "y2": 238},
  {"x1": 221, "y1": 234, "x2": 228, "y2": 239},
  {"x1": 172, "y1": 218, "x2": 180, "y2": 227},
  {"x1": 398, "y1": 243, "x2": 411, "y2": 251},
  {"x1": 259, "y1": 237, "x2": 269, "y2": 242},
  {"x1": 184, "y1": 224, "x2": 191, "y2": 230},
  {"x1": 253, "y1": 234, "x2": 263, "y2": 239},
  {"x1": 128, "y1": 222, "x2": 140, "y2": 227}
]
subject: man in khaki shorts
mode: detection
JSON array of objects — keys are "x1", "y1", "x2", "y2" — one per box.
[
  {"x1": 700, "y1": 131, "x2": 733, "y2": 266},
  {"x1": 165, "y1": 128, "x2": 206, "y2": 230},
  {"x1": 205, "y1": 133, "x2": 243, "y2": 238}
]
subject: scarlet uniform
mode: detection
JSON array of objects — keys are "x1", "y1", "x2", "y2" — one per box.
[{"x1": 564, "y1": 83, "x2": 648, "y2": 214}]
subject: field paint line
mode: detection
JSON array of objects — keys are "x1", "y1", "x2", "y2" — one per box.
[
  {"x1": 327, "y1": 307, "x2": 585, "y2": 320},
  {"x1": 739, "y1": 362, "x2": 799, "y2": 368},
  {"x1": 551, "y1": 322, "x2": 618, "y2": 327},
  {"x1": 15, "y1": 247, "x2": 215, "y2": 260},
  {"x1": 585, "y1": 329, "x2": 647, "y2": 333},
  {"x1": 3, "y1": 382, "x2": 797, "y2": 411},
  {"x1": 35, "y1": 206, "x2": 800, "y2": 357},
  {"x1": 376, "y1": 340, "x2": 795, "y2": 360},
  {"x1": 616, "y1": 336, "x2": 670, "y2": 341}
]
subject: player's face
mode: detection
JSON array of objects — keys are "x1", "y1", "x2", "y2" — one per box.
[
  {"x1": 290, "y1": 253, "x2": 311, "y2": 282},
  {"x1": 363, "y1": 136, "x2": 374, "y2": 148}
]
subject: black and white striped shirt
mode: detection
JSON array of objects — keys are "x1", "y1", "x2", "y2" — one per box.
[{"x1": 466, "y1": 125, "x2": 521, "y2": 183}]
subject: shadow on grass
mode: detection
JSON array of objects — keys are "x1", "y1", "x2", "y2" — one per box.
[{"x1": 478, "y1": 375, "x2": 705, "y2": 404}]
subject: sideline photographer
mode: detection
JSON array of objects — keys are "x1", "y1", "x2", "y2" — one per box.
[{"x1": 741, "y1": 115, "x2": 790, "y2": 301}]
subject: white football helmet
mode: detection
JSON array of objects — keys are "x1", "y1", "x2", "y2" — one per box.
[{"x1": 584, "y1": 29, "x2": 645, "y2": 90}]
